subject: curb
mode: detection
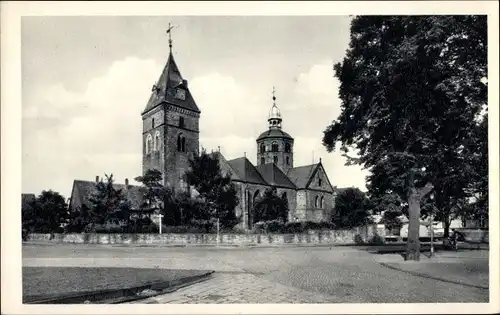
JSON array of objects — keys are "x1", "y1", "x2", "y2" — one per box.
[
  {"x1": 378, "y1": 262, "x2": 488, "y2": 290},
  {"x1": 24, "y1": 271, "x2": 215, "y2": 304},
  {"x1": 128, "y1": 272, "x2": 215, "y2": 304}
]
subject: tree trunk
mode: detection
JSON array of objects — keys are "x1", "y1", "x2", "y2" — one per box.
[
  {"x1": 405, "y1": 182, "x2": 434, "y2": 261},
  {"x1": 443, "y1": 217, "x2": 450, "y2": 238},
  {"x1": 406, "y1": 190, "x2": 421, "y2": 261}
]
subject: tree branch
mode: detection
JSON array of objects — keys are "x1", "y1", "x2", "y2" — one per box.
[
  {"x1": 417, "y1": 182, "x2": 434, "y2": 201},
  {"x1": 342, "y1": 153, "x2": 362, "y2": 166}
]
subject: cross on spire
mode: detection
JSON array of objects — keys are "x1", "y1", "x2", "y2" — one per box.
[
  {"x1": 166, "y1": 22, "x2": 176, "y2": 53},
  {"x1": 272, "y1": 86, "x2": 276, "y2": 105}
]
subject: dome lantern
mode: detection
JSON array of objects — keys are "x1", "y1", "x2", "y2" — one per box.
[{"x1": 268, "y1": 86, "x2": 282, "y2": 129}]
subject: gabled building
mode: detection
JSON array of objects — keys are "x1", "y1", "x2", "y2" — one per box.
[
  {"x1": 138, "y1": 34, "x2": 338, "y2": 230},
  {"x1": 70, "y1": 32, "x2": 338, "y2": 230},
  {"x1": 68, "y1": 176, "x2": 144, "y2": 213}
]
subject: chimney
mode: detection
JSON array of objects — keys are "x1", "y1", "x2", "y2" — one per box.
[
  {"x1": 182, "y1": 79, "x2": 188, "y2": 87},
  {"x1": 96, "y1": 175, "x2": 99, "y2": 183},
  {"x1": 125, "y1": 178, "x2": 129, "y2": 188}
]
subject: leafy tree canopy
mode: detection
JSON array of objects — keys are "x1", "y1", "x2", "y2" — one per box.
[
  {"x1": 253, "y1": 188, "x2": 289, "y2": 223},
  {"x1": 323, "y1": 16, "x2": 487, "y2": 259},
  {"x1": 87, "y1": 174, "x2": 129, "y2": 228},
  {"x1": 184, "y1": 150, "x2": 240, "y2": 229},
  {"x1": 22, "y1": 190, "x2": 68, "y2": 233},
  {"x1": 332, "y1": 187, "x2": 372, "y2": 228}
]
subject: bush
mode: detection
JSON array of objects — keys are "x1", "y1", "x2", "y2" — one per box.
[
  {"x1": 22, "y1": 229, "x2": 29, "y2": 241},
  {"x1": 94, "y1": 226, "x2": 123, "y2": 233},
  {"x1": 252, "y1": 221, "x2": 267, "y2": 233},
  {"x1": 354, "y1": 234, "x2": 365, "y2": 245},
  {"x1": 369, "y1": 234, "x2": 385, "y2": 245},
  {"x1": 266, "y1": 220, "x2": 285, "y2": 233},
  {"x1": 163, "y1": 225, "x2": 205, "y2": 233},
  {"x1": 53, "y1": 226, "x2": 65, "y2": 234},
  {"x1": 283, "y1": 222, "x2": 303, "y2": 233}
]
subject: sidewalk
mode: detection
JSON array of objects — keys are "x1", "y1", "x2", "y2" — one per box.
[{"x1": 376, "y1": 250, "x2": 489, "y2": 289}]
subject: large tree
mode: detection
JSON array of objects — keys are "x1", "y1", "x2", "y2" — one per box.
[
  {"x1": 22, "y1": 190, "x2": 68, "y2": 234},
  {"x1": 135, "y1": 169, "x2": 176, "y2": 225},
  {"x1": 253, "y1": 188, "x2": 289, "y2": 223},
  {"x1": 65, "y1": 204, "x2": 92, "y2": 233},
  {"x1": 331, "y1": 187, "x2": 372, "y2": 228},
  {"x1": 87, "y1": 174, "x2": 129, "y2": 231},
  {"x1": 323, "y1": 16, "x2": 487, "y2": 260},
  {"x1": 184, "y1": 150, "x2": 240, "y2": 230}
]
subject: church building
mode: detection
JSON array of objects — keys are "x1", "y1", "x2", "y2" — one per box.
[{"x1": 69, "y1": 30, "x2": 337, "y2": 230}]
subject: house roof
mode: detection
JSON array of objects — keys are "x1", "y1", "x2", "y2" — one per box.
[
  {"x1": 226, "y1": 157, "x2": 269, "y2": 186},
  {"x1": 255, "y1": 163, "x2": 296, "y2": 189},
  {"x1": 142, "y1": 52, "x2": 200, "y2": 115},
  {"x1": 286, "y1": 163, "x2": 318, "y2": 189},
  {"x1": 71, "y1": 180, "x2": 144, "y2": 210},
  {"x1": 256, "y1": 129, "x2": 293, "y2": 141},
  {"x1": 209, "y1": 151, "x2": 242, "y2": 182}
]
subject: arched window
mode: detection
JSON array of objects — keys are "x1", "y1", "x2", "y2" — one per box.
[
  {"x1": 260, "y1": 143, "x2": 265, "y2": 153},
  {"x1": 260, "y1": 156, "x2": 265, "y2": 164},
  {"x1": 273, "y1": 155, "x2": 278, "y2": 164},
  {"x1": 320, "y1": 196, "x2": 324, "y2": 209},
  {"x1": 179, "y1": 116, "x2": 185, "y2": 128},
  {"x1": 315, "y1": 195, "x2": 319, "y2": 208},
  {"x1": 177, "y1": 134, "x2": 186, "y2": 152},
  {"x1": 286, "y1": 156, "x2": 290, "y2": 165},
  {"x1": 272, "y1": 142, "x2": 279, "y2": 152},
  {"x1": 318, "y1": 176, "x2": 322, "y2": 187},
  {"x1": 152, "y1": 118, "x2": 155, "y2": 128},
  {"x1": 154, "y1": 131, "x2": 161, "y2": 151},
  {"x1": 146, "y1": 134, "x2": 153, "y2": 154},
  {"x1": 285, "y1": 142, "x2": 291, "y2": 153}
]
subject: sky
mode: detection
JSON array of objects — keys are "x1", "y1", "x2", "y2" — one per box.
[{"x1": 21, "y1": 16, "x2": 369, "y2": 198}]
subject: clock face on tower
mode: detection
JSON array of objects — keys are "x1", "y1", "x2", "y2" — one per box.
[{"x1": 175, "y1": 88, "x2": 186, "y2": 100}]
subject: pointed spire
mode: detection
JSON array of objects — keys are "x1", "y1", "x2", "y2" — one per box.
[
  {"x1": 142, "y1": 26, "x2": 201, "y2": 115},
  {"x1": 166, "y1": 22, "x2": 175, "y2": 54},
  {"x1": 268, "y1": 86, "x2": 282, "y2": 129}
]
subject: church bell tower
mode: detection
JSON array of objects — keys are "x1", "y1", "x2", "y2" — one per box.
[
  {"x1": 256, "y1": 87, "x2": 294, "y2": 174},
  {"x1": 141, "y1": 24, "x2": 201, "y2": 194}
]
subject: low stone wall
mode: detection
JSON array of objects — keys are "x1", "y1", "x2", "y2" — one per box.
[{"x1": 26, "y1": 226, "x2": 381, "y2": 246}]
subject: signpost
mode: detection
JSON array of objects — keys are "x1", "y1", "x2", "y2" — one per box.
[
  {"x1": 429, "y1": 193, "x2": 435, "y2": 258},
  {"x1": 429, "y1": 213, "x2": 434, "y2": 257},
  {"x1": 216, "y1": 218, "x2": 220, "y2": 247},
  {"x1": 155, "y1": 213, "x2": 164, "y2": 234}
]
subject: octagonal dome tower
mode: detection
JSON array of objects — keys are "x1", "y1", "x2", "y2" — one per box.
[{"x1": 256, "y1": 87, "x2": 294, "y2": 174}]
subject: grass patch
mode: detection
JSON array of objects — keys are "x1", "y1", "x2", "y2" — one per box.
[{"x1": 23, "y1": 267, "x2": 211, "y2": 303}]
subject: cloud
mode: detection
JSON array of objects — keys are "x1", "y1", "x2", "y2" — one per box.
[
  {"x1": 23, "y1": 57, "x2": 161, "y2": 197},
  {"x1": 289, "y1": 60, "x2": 341, "y2": 110},
  {"x1": 23, "y1": 58, "x2": 368, "y2": 199},
  {"x1": 293, "y1": 136, "x2": 368, "y2": 191},
  {"x1": 200, "y1": 135, "x2": 256, "y2": 162},
  {"x1": 190, "y1": 72, "x2": 268, "y2": 139}
]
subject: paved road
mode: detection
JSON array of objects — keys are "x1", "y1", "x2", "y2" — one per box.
[{"x1": 22, "y1": 244, "x2": 489, "y2": 303}]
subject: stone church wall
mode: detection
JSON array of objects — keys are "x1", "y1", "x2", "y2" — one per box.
[{"x1": 26, "y1": 225, "x2": 383, "y2": 246}]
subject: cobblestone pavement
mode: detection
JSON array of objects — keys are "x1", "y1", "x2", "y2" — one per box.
[
  {"x1": 23, "y1": 244, "x2": 489, "y2": 303},
  {"x1": 148, "y1": 272, "x2": 342, "y2": 304}
]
